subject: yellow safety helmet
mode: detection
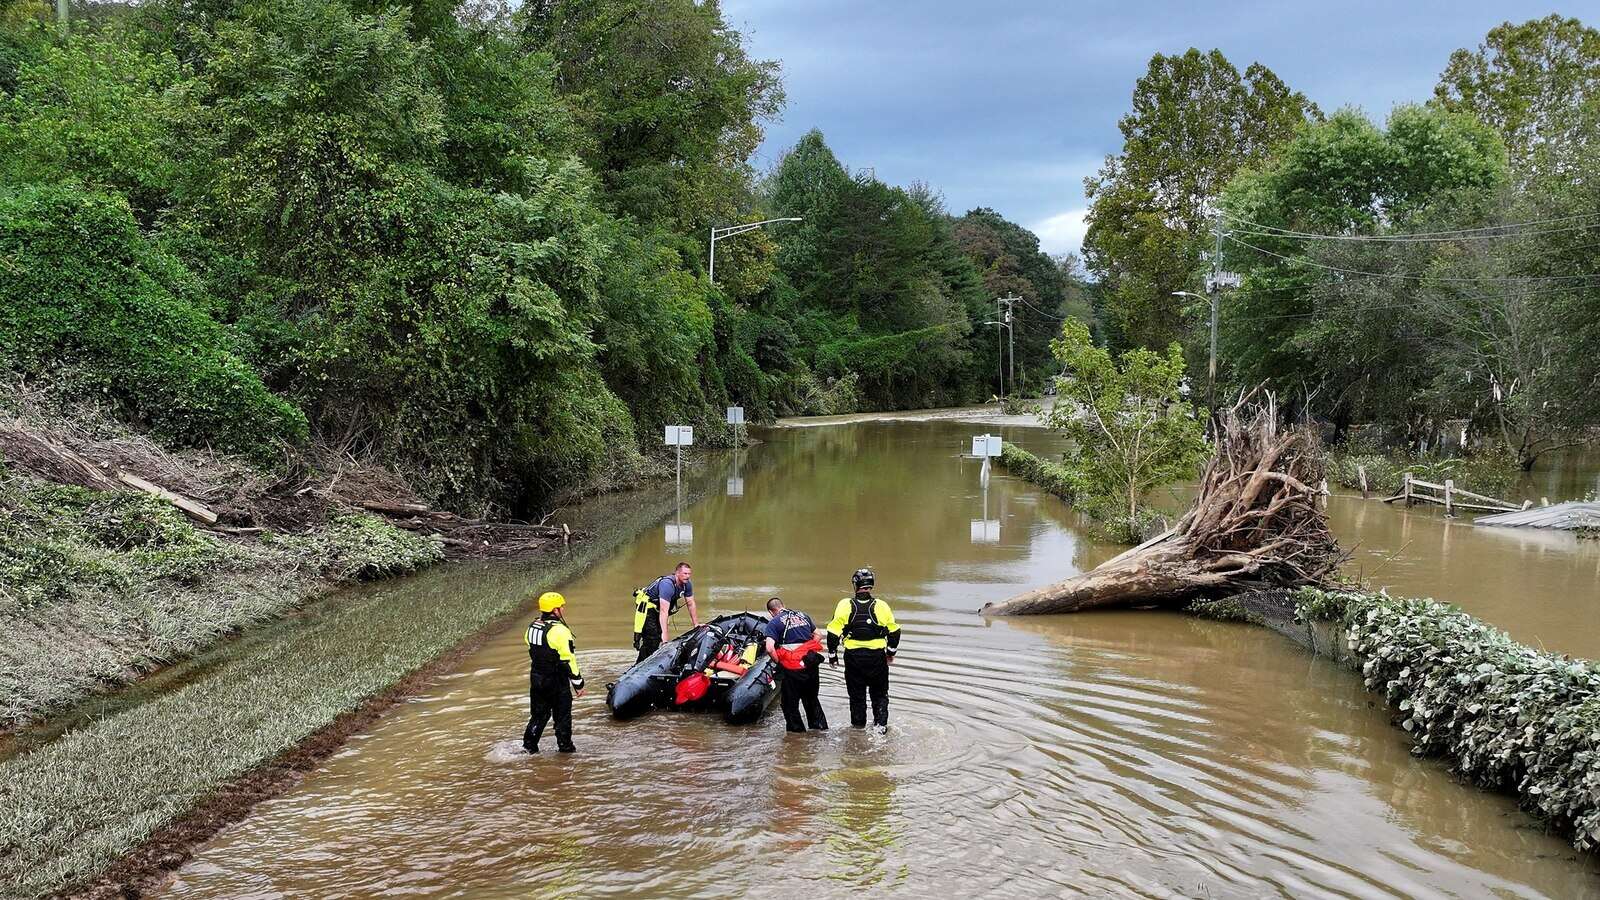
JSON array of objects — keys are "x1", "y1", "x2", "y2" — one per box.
[{"x1": 538, "y1": 591, "x2": 566, "y2": 613}]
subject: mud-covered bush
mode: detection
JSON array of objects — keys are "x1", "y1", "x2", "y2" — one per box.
[
  {"x1": 290, "y1": 513, "x2": 444, "y2": 581},
  {"x1": 1297, "y1": 588, "x2": 1600, "y2": 850},
  {"x1": 0, "y1": 471, "x2": 444, "y2": 728}
]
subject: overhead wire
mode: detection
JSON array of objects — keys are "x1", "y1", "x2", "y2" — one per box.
[
  {"x1": 1221, "y1": 211, "x2": 1600, "y2": 242},
  {"x1": 1224, "y1": 233, "x2": 1600, "y2": 283}
]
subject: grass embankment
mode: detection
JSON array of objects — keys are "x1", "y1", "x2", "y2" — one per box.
[
  {"x1": 996, "y1": 442, "x2": 1166, "y2": 543},
  {"x1": 0, "y1": 466, "x2": 441, "y2": 729},
  {"x1": 0, "y1": 475, "x2": 698, "y2": 900},
  {"x1": 1193, "y1": 588, "x2": 1600, "y2": 852},
  {"x1": 1326, "y1": 446, "x2": 1522, "y2": 501}
]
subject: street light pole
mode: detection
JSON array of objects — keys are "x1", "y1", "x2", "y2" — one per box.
[
  {"x1": 1172, "y1": 289, "x2": 1215, "y2": 411},
  {"x1": 708, "y1": 217, "x2": 802, "y2": 283},
  {"x1": 984, "y1": 318, "x2": 1011, "y2": 398},
  {"x1": 998, "y1": 295, "x2": 1019, "y2": 394}
]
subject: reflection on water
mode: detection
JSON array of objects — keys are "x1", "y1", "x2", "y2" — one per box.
[{"x1": 164, "y1": 421, "x2": 1600, "y2": 899}]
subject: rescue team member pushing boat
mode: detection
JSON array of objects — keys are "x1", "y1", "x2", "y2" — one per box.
[
  {"x1": 826, "y1": 568, "x2": 900, "y2": 733},
  {"x1": 633, "y1": 562, "x2": 701, "y2": 663},
  {"x1": 763, "y1": 597, "x2": 828, "y2": 733},
  {"x1": 523, "y1": 592, "x2": 584, "y2": 754}
]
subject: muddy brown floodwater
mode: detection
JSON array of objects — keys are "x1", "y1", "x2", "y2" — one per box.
[{"x1": 163, "y1": 421, "x2": 1600, "y2": 898}]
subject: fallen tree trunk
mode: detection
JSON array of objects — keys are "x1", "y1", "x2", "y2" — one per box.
[{"x1": 982, "y1": 392, "x2": 1344, "y2": 615}]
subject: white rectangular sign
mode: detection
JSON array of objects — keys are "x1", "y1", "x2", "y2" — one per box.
[
  {"x1": 665, "y1": 523, "x2": 693, "y2": 546},
  {"x1": 665, "y1": 425, "x2": 694, "y2": 447},
  {"x1": 970, "y1": 519, "x2": 1000, "y2": 543},
  {"x1": 971, "y1": 434, "x2": 1003, "y2": 458},
  {"x1": 726, "y1": 476, "x2": 743, "y2": 497},
  {"x1": 726, "y1": 406, "x2": 745, "y2": 425}
]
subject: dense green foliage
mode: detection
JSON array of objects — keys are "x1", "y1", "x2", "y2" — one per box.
[
  {"x1": 1043, "y1": 320, "x2": 1206, "y2": 539},
  {"x1": 1219, "y1": 102, "x2": 1599, "y2": 468},
  {"x1": 0, "y1": 185, "x2": 308, "y2": 460},
  {"x1": 1298, "y1": 588, "x2": 1600, "y2": 851},
  {"x1": 1435, "y1": 15, "x2": 1600, "y2": 179},
  {"x1": 0, "y1": 1, "x2": 1081, "y2": 511}
]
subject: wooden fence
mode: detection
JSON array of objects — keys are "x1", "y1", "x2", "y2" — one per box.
[{"x1": 1380, "y1": 472, "x2": 1524, "y2": 516}]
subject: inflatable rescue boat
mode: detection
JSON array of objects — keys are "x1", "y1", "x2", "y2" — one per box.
[{"x1": 606, "y1": 612, "x2": 778, "y2": 724}]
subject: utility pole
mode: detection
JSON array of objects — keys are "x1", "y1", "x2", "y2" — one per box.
[{"x1": 56, "y1": 0, "x2": 68, "y2": 32}]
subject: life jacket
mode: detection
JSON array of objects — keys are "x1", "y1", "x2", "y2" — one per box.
[
  {"x1": 525, "y1": 617, "x2": 574, "y2": 681},
  {"x1": 773, "y1": 637, "x2": 823, "y2": 671},
  {"x1": 842, "y1": 595, "x2": 889, "y2": 642},
  {"x1": 632, "y1": 578, "x2": 684, "y2": 634}
]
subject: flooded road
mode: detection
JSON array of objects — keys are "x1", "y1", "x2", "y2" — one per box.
[{"x1": 165, "y1": 421, "x2": 1600, "y2": 898}]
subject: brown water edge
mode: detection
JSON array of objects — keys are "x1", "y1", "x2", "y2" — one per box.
[{"x1": 161, "y1": 421, "x2": 1600, "y2": 899}]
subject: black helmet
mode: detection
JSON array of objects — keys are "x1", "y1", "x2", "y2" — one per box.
[{"x1": 851, "y1": 567, "x2": 875, "y2": 591}]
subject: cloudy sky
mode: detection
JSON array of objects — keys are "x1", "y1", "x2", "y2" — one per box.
[{"x1": 722, "y1": 1, "x2": 1586, "y2": 256}]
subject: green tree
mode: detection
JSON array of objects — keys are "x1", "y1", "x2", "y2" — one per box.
[
  {"x1": 763, "y1": 130, "x2": 983, "y2": 410},
  {"x1": 1045, "y1": 319, "x2": 1206, "y2": 534},
  {"x1": 519, "y1": 0, "x2": 782, "y2": 230},
  {"x1": 1219, "y1": 105, "x2": 1508, "y2": 434},
  {"x1": 1435, "y1": 15, "x2": 1600, "y2": 178},
  {"x1": 1084, "y1": 49, "x2": 1317, "y2": 350},
  {"x1": 951, "y1": 207, "x2": 1086, "y2": 394}
]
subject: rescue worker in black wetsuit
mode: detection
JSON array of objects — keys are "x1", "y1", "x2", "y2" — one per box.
[
  {"x1": 826, "y1": 568, "x2": 901, "y2": 733},
  {"x1": 523, "y1": 591, "x2": 584, "y2": 754},
  {"x1": 763, "y1": 596, "x2": 828, "y2": 733},
  {"x1": 632, "y1": 561, "x2": 701, "y2": 663}
]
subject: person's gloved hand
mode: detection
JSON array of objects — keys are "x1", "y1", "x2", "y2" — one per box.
[
  {"x1": 828, "y1": 655, "x2": 838, "y2": 668},
  {"x1": 633, "y1": 634, "x2": 643, "y2": 651}
]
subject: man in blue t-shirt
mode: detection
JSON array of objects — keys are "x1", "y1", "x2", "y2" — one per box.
[
  {"x1": 633, "y1": 562, "x2": 700, "y2": 662},
  {"x1": 763, "y1": 597, "x2": 828, "y2": 733}
]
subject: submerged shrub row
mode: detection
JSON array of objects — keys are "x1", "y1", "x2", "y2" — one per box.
[
  {"x1": 998, "y1": 442, "x2": 1081, "y2": 501},
  {"x1": 1297, "y1": 588, "x2": 1600, "y2": 851}
]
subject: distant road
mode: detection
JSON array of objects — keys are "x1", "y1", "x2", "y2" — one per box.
[{"x1": 775, "y1": 399, "x2": 1054, "y2": 429}]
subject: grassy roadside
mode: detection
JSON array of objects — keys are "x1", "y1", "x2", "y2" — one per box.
[
  {"x1": 0, "y1": 465, "x2": 443, "y2": 729},
  {"x1": 0, "y1": 473, "x2": 702, "y2": 900}
]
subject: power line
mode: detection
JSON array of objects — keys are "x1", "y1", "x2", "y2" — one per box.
[
  {"x1": 1231, "y1": 282, "x2": 1596, "y2": 321},
  {"x1": 1014, "y1": 293, "x2": 1071, "y2": 320},
  {"x1": 1225, "y1": 233, "x2": 1600, "y2": 283},
  {"x1": 1222, "y1": 211, "x2": 1600, "y2": 242}
]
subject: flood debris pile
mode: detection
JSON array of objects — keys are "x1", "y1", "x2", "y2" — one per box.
[
  {"x1": 984, "y1": 394, "x2": 1343, "y2": 615},
  {"x1": 1298, "y1": 588, "x2": 1600, "y2": 852}
]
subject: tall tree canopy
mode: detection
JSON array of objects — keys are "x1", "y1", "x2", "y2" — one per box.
[
  {"x1": 1434, "y1": 15, "x2": 1600, "y2": 179},
  {"x1": 951, "y1": 207, "x2": 1088, "y2": 393},
  {"x1": 1083, "y1": 48, "x2": 1318, "y2": 350},
  {"x1": 520, "y1": 0, "x2": 782, "y2": 230}
]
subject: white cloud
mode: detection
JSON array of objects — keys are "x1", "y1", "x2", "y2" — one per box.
[{"x1": 1031, "y1": 208, "x2": 1088, "y2": 256}]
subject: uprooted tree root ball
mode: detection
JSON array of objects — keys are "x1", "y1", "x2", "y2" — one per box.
[{"x1": 982, "y1": 392, "x2": 1344, "y2": 615}]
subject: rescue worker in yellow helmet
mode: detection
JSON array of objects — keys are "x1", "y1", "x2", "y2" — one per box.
[
  {"x1": 523, "y1": 591, "x2": 584, "y2": 754},
  {"x1": 825, "y1": 567, "x2": 901, "y2": 733}
]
